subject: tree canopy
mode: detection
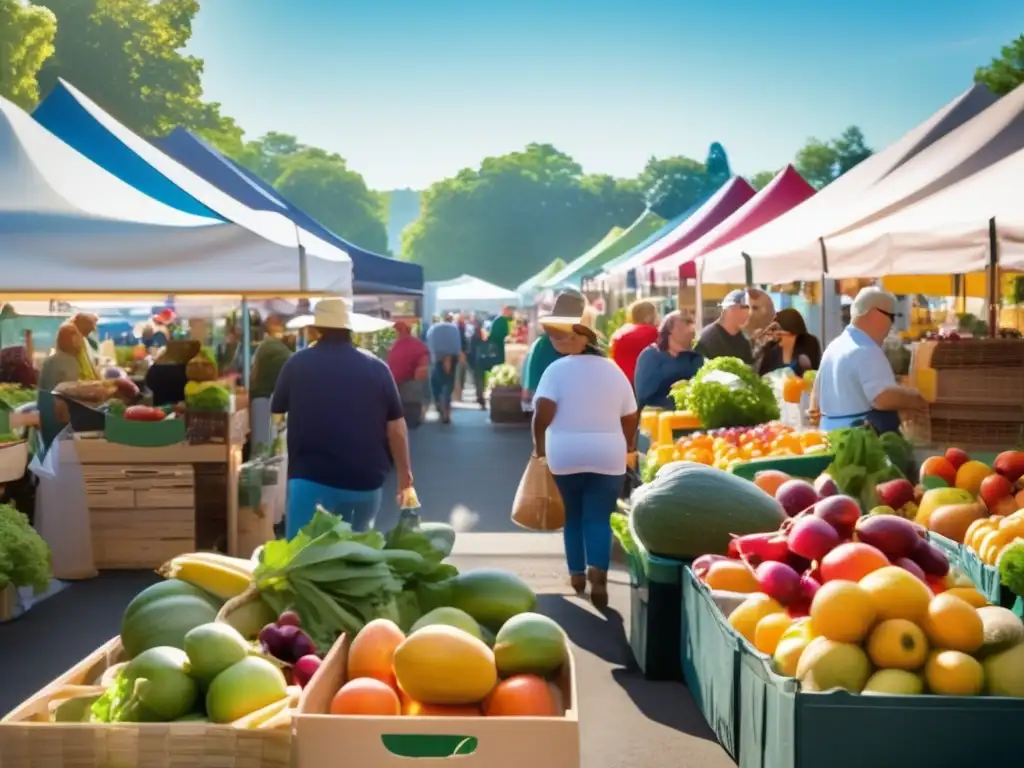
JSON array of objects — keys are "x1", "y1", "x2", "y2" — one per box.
[
  {"x1": 0, "y1": 0, "x2": 56, "y2": 109},
  {"x1": 975, "y1": 34, "x2": 1024, "y2": 96},
  {"x1": 748, "y1": 170, "x2": 777, "y2": 191},
  {"x1": 794, "y1": 126, "x2": 873, "y2": 189}
]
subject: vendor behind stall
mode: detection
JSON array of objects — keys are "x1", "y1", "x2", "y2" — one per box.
[
  {"x1": 250, "y1": 315, "x2": 293, "y2": 449},
  {"x1": 144, "y1": 340, "x2": 201, "y2": 407},
  {"x1": 71, "y1": 313, "x2": 101, "y2": 375},
  {"x1": 38, "y1": 322, "x2": 87, "y2": 393},
  {"x1": 634, "y1": 310, "x2": 704, "y2": 410}
]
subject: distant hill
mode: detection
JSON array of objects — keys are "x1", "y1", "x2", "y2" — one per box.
[{"x1": 382, "y1": 189, "x2": 421, "y2": 256}]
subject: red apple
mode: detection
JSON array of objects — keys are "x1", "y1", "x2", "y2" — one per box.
[
  {"x1": 980, "y1": 473, "x2": 1014, "y2": 510},
  {"x1": 945, "y1": 447, "x2": 970, "y2": 470}
]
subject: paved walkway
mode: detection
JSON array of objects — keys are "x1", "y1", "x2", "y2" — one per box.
[{"x1": 0, "y1": 400, "x2": 733, "y2": 767}]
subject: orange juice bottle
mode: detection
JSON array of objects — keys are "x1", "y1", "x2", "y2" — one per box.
[
  {"x1": 782, "y1": 375, "x2": 804, "y2": 404},
  {"x1": 640, "y1": 408, "x2": 661, "y2": 436}
]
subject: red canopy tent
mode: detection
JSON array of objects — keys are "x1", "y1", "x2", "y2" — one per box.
[
  {"x1": 606, "y1": 177, "x2": 755, "y2": 277},
  {"x1": 655, "y1": 165, "x2": 816, "y2": 280}
]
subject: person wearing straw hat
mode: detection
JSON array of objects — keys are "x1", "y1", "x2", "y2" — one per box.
[
  {"x1": 271, "y1": 298, "x2": 414, "y2": 538},
  {"x1": 532, "y1": 292, "x2": 639, "y2": 609}
]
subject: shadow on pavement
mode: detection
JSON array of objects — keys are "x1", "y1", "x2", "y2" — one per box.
[
  {"x1": 0, "y1": 571, "x2": 159, "y2": 714},
  {"x1": 537, "y1": 594, "x2": 631, "y2": 666},
  {"x1": 610, "y1": 665, "x2": 719, "y2": 742}
]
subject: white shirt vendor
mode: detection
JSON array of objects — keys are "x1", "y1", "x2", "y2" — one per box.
[
  {"x1": 533, "y1": 355, "x2": 637, "y2": 476},
  {"x1": 817, "y1": 325, "x2": 896, "y2": 431}
]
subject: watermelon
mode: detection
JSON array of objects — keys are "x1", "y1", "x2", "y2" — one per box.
[
  {"x1": 121, "y1": 593, "x2": 220, "y2": 659},
  {"x1": 630, "y1": 461, "x2": 785, "y2": 559},
  {"x1": 417, "y1": 569, "x2": 536, "y2": 630}
]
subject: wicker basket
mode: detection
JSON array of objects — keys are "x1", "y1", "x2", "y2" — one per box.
[
  {"x1": 902, "y1": 406, "x2": 1024, "y2": 449},
  {"x1": 489, "y1": 386, "x2": 530, "y2": 425},
  {"x1": 929, "y1": 338, "x2": 1024, "y2": 369},
  {"x1": 931, "y1": 367, "x2": 1024, "y2": 406},
  {"x1": 185, "y1": 410, "x2": 247, "y2": 445},
  {"x1": 0, "y1": 637, "x2": 293, "y2": 768}
]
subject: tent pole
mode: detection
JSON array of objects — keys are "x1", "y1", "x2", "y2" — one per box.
[
  {"x1": 818, "y1": 238, "x2": 829, "y2": 343},
  {"x1": 241, "y1": 298, "x2": 252, "y2": 391},
  {"x1": 742, "y1": 253, "x2": 753, "y2": 287},
  {"x1": 988, "y1": 217, "x2": 999, "y2": 337}
]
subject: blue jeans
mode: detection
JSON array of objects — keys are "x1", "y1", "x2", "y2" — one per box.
[
  {"x1": 552, "y1": 472, "x2": 624, "y2": 573},
  {"x1": 430, "y1": 359, "x2": 456, "y2": 411},
  {"x1": 286, "y1": 478, "x2": 383, "y2": 540}
]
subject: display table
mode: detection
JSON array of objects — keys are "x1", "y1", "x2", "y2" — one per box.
[{"x1": 60, "y1": 412, "x2": 249, "y2": 569}]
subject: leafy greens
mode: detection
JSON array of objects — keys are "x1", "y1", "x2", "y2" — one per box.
[{"x1": 685, "y1": 357, "x2": 780, "y2": 429}]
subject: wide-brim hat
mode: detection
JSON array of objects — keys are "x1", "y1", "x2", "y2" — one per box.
[
  {"x1": 287, "y1": 299, "x2": 394, "y2": 335},
  {"x1": 540, "y1": 291, "x2": 602, "y2": 343}
]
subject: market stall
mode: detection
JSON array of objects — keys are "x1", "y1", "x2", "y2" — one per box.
[{"x1": 425, "y1": 275, "x2": 521, "y2": 317}]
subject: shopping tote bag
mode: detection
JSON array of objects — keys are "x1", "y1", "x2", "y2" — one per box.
[{"x1": 511, "y1": 456, "x2": 565, "y2": 532}]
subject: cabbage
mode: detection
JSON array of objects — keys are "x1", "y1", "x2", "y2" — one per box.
[{"x1": 685, "y1": 357, "x2": 779, "y2": 429}]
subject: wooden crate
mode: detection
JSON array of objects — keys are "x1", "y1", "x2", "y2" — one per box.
[
  {"x1": 0, "y1": 637, "x2": 293, "y2": 768},
  {"x1": 90, "y1": 507, "x2": 195, "y2": 569}
]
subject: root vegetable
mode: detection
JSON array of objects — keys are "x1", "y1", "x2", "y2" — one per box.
[
  {"x1": 755, "y1": 561, "x2": 802, "y2": 605},
  {"x1": 788, "y1": 517, "x2": 840, "y2": 562}
]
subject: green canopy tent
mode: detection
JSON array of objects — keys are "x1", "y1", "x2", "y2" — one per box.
[
  {"x1": 542, "y1": 210, "x2": 665, "y2": 290},
  {"x1": 516, "y1": 258, "x2": 566, "y2": 300}
]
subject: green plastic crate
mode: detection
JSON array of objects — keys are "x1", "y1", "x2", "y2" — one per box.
[
  {"x1": 960, "y1": 546, "x2": 1016, "y2": 608},
  {"x1": 736, "y1": 636, "x2": 1023, "y2": 768},
  {"x1": 681, "y1": 567, "x2": 741, "y2": 760},
  {"x1": 627, "y1": 545, "x2": 685, "y2": 681},
  {"x1": 927, "y1": 531, "x2": 963, "y2": 564},
  {"x1": 729, "y1": 453, "x2": 834, "y2": 483},
  {"x1": 104, "y1": 414, "x2": 186, "y2": 447}
]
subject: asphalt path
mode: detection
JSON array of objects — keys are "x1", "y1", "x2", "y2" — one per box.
[{"x1": 0, "y1": 400, "x2": 733, "y2": 767}]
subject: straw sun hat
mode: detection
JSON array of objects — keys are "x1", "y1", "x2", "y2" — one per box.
[
  {"x1": 540, "y1": 291, "x2": 602, "y2": 344},
  {"x1": 285, "y1": 298, "x2": 394, "y2": 334}
]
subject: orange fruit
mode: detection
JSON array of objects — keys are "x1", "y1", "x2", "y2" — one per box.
[
  {"x1": 330, "y1": 678, "x2": 401, "y2": 715},
  {"x1": 404, "y1": 700, "x2": 481, "y2": 716},
  {"x1": 347, "y1": 618, "x2": 405, "y2": 687},
  {"x1": 819, "y1": 542, "x2": 890, "y2": 583},
  {"x1": 920, "y1": 456, "x2": 957, "y2": 487},
  {"x1": 955, "y1": 461, "x2": 994, "y2": 497},
  {"x1": 483, "y1": 675, "x2": 560, "y2": 717}
]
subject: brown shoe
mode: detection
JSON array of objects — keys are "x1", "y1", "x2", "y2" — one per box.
[
  {"x1": 569, "y1": 573, "x2": 586, "y2": 595},
  {"x1": 587, "y1": 567, "x2": 609, "y2": 610}
]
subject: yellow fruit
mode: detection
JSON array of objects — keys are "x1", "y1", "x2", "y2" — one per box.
[
  {"x1": 393, "y1": 625, "x2": 498, "y2": 706},
  {"x1": 795, "y1": 637, "x2": 872, "y2": 693},
  {"x1": 982, "y1": 642, "x2": 1024, "y2": 698},
  {"x1": 998, "y1": 515, "x2": 1024, "y2": 534},
  {"x1": 858, "y1": 566, "x2": 932, "y2": 624},
  {"x1": 754, "y1": 613, "x2": 793, "y2": 656},
  {"x1": 944, "y1": 586, "x2": 988, "y2": 608},
  {"x1": 965, "y1": 520, "x2": 996, "y2": 552},
  {"x1": 955, "y1": 461, "x2": 993, "y2": 496},
  {"x1": 862, "y1": 669, "x2": 924, "y2": 695},
  {"x1": 773, "y1": 618, "x2": 814, "y2": 677},
  {"x1": 809, "y1": 580, "x2": 877, "y2": 643},
  {"x1": 160, "y1": 557, "x2": 252, "y2": 600},
  {"x1": 979, "y1": 529, "x2": 1013, "y2": 565},
  {"x1": 922, "y1": 594, "x2": 984, "y2": 653},
  {"x1": 728, "y1": 594, "x2": 784, "y2": 644},
  {"x1": 924, "y1": 650, "x2": 984, "y2": 696},
  {"x1": 916, "y1": 488, "x2": 975, "y2": 527},
  {"x1": 704, "y1": 561, "x2": 760, "y2": 593},
  {"x1": 866, "y1": 619, "x2": 928, "y2": 670}
]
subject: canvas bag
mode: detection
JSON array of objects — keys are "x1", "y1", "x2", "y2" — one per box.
[{"x1": 511, "y1": 456, "x2": 565, "y2": 532}]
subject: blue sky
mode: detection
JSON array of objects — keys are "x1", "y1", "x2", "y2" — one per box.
[{"x1": 188, "y1": 0, "x2": 1023, "y2": 190}]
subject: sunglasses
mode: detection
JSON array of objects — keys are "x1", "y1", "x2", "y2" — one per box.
[{"x1": 876, "y1": 308, "x2": 900, "y2": 322}]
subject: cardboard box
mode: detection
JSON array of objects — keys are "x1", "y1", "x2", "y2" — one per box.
[{"x1": 295, "y1": 634, "x2": 581, "y2": 768}]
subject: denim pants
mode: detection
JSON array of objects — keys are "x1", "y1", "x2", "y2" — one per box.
[
  {"x1": 552, "y1": 472, "x2": 624, "y2": 573},
  {"x1": 430, "y1": 358, "x2": 456, "y2": 411},
  {"x1": 285, "y1": 478, "x2": 383, "y2": 540}
]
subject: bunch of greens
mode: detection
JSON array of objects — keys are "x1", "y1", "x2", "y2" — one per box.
[
  {"x1": 243, "y1": 509, "x2": 454, "y2": 650},
  {"x1": 999, "y1": 541, "x2": 1024, "y2": 597},
  {"x1": 0, "y1": 503, "x2": 52, "y2": 593},
  {"x1": 489, "y1": 364, "x2": 520, "y2": 389},
  {"x1": 611, "y1": 511, "x2": 639, "y2": 559},
  {"x1": 0, "y1": 385, "x2": 36, "y2": 410},
  {"x1": 685, "y1": 357, "x2": 780, "y2": 428},
  {"x1": 669, "y1": 380, "x2": 689, "y2": 411},
  {"x1": 184, "y1": 382, "x2": 231, "y2": 412},
  {"x1": 825, "y1": 427, "x2": 904, "y2": 510},
  {"x1": 640, "y1": 453, "x2": 660, "y2": 484},
  {"x1": 89, "y1": 671, "x2": 134, "y2": 723}
]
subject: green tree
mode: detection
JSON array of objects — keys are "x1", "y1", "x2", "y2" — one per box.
[
  {"x1": 638, "y1": 155, "x2": 707, "y2": 219},
  {"x1": 749, "y1": 170, "x2": 777, "y2": 191},
  {"x1": 975, "y1": 34, "x2": 1024, "y2": 96},
  {"x1": 704, "y1": 142, "x2": 732, "y2": 189},
  {"x1": 402, "y1": 143, "x2": 644, "y2": 286},
  {"x1": 275, "y1": 154, "x2": 389, "y2": 254},
  {"x1": 833, "y1": 126, "x2": 872, "y2": 175},
  {"x1": 794, "y1": 126, "x2": 872, "y2": 189},
  {"x1": 0, "y1": 0, "x2": 56, "y2": 109},
  {"x1": 35, "y1": 0, "x2": 234, "y2": 137}
]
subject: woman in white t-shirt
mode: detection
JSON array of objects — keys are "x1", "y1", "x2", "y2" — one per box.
[{"x1": 532, "y1": 292, "x2": 640, "y2": 610}]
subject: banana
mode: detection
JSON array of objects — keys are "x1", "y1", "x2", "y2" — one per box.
[
  {"x1": 161, "y1": 556, "x2": 252, "y2": 600},
  {"x1": 180, "y1": 551, "x2": 256, "y2": 577},
  {"x1": 231, "y1": 696, "x2": 292, "y2": 729}
]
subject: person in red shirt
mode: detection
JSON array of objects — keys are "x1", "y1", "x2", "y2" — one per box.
[
  {"x1": 387, "y1": 321, "x2": 430, "y2": 427},
  {"x1": 609, "y1": 300, "x2": 659, "y2": 386}
]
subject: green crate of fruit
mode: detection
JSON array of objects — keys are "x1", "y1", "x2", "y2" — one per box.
[
  {"x1": 729, "y1": 453, "x2": 834, "y2": 483},
  {"x1": 104, "y1": 413, "x2": 186, "y2": 447},
  {"x1": 681, "y1": 567, "x2": 741, "y2": 760},
  {"x1": 627, "y1": 544, "x2": 685, "y2": 681},
  {"x1": 735, "y1": 631, "x2": 1023, "y2": 768},
  {"x1": 959, "y1": 546, "x2": 1016, "y2": 608}
]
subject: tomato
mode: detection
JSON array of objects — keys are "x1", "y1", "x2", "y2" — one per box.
[{"x1": 124, "y1": 405, "x2": 166, "y2": 422}]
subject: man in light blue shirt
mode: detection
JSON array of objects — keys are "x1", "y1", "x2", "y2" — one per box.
[
  {"x1": 425, "y1": 313, "x2": 464, "y2": 423},
  {"x1": 812, "y1": 287, "x2": 926, "y2": 433}
]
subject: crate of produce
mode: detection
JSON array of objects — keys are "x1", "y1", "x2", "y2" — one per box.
[
  {"x1": 929, "y1": 337, "x2": 1024, "y2": 369},
  {"x1": 488, "y1": 386, "x2": 530, "y2": 424},
  {"x1": 626, "y1": 544, "x2": 685, "y2": 681},
  {"x1": 0, "y1": 636, "x2": 294, "y2": 768},
  {"x1": 105, "y1": 412, "x2": 186, "y2": 447},
  {"x1": 295, "y1": 632, "x2": 580, "y2": 768},
  {"x1": 929, "y1": 367, "x2": 1024, "y2": 406},
  {"x1": 186, "y1": 409, "x2": 248, "y2": 445},
  {"x1": 902, "y1": 408, "x2": 1024, "y2": 450},
  {"x1": 680, "y1": 567, "x2": 742, "y2": 761},
  {"x1": 729, "y1": 453, "x2": 834, "y2": 483}
]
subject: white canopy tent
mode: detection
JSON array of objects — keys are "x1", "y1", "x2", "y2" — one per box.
[
  {"x1": 0, "y1": 96, "x2": 351, "y2": 297},
  {"x1": 821, "y1": 145, "x2": 1024, "y2": 276},
  {"x1": 699, "y1": 84, "x2": 999, "y2": 284},
  {"x1": 427, "y1": 275, "x2": 521, "y2": 316}
]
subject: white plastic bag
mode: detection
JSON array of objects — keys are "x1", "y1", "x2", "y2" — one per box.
[{"x1": 30, "y1": 427, "x2": 97, "y2": 580}]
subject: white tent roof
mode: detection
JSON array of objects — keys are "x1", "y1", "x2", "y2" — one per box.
[
  {"x1": 822, "y1": 145, "x2": 1024, "y2": 276},
  {"x1": 700, "y1": 84, "x2": 999, "y2": 283},
  {"x1": 430, "y1": 275, "x2": 521, "y2": 314},
  {"x1": 0, "y1": 96, "x2": 351, "y2": 297}
]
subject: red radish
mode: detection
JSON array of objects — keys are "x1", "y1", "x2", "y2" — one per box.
[
  {"x1": 775, "y1": 480, "x2": 819, "y2": 517},
  {"x1": 909, "y1": 538, "x2": 950, "y2": 578},
  {"x1": 693, "y1": 554, "x2": 731, "y2": 579},
  {"x1": 895, "y1": 557, "x2": 928, "y2": 583},
  {"x1": 854, "y1": 515, "x2": 920, "y2": 560},
  {"x1": 813, "y1": 495, "x2": 861, "y2": 537},
  {"x1": 799, "y1": 573, "x2": 821, "y2": 603},
  {"x1": 276, "y1": 610, "x2": 301, "y2": 628},
  {"x1": 814, "y1": 474, "x2": 839, "y2": 498},
  {"x1": 293, "y1": 654, "x2": 322, "y2": 688},
  {"x1": 755, "y1": 561, "x2": 801, "y2": 605},
  {"x1": 291, "y1": 630, "x2": 317, "y2": 660},
  {"x1": 733, "y1": 532, "x2": 790, "y2": 563},
  {"x1": 788, "y1": 516, "x2": 840, "y2": 561}
]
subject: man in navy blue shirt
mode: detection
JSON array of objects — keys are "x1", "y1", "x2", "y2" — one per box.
[{"x1": 271, "y1": 299, "x2": 414, "y2": 539}]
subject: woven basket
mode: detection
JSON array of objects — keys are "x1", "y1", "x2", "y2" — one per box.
[{"x1": 0, "y1": 637, "x2": 292, "y2": 768}]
